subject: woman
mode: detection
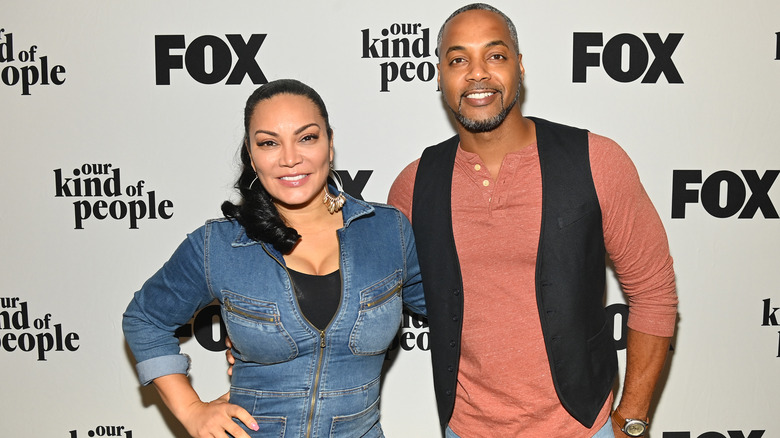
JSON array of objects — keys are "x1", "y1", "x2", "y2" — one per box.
[{"x1": 123, "y1": 79, "x2": 425, "y2": 438}]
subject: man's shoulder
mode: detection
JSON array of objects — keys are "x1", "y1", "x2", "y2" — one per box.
[
  {"x1": 530, "y1": 116, "x2": 587, "y2": 132},
  {"x1": 391, "y1": 134, "x2": 459, "y2": 190},
  {"x1": 530, "y1": 116, "x2": 624, "y2": 154},
  {"x1": 586, "y1": 131, "x2": 630, "y2": 161},
  {"x1": 420, "y1": 134, "x2": 460, "y2": 157},
  {"x1": 388, "y1": 134, "x2": 459, "y2": 215},
  {"x1": 388, "y1": 158, "x2": 420, "y2": 214}
]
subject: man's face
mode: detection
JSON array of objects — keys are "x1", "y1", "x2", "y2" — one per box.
[{"x1": 437, "y1": 9, "x2": 524, "y2": 133}]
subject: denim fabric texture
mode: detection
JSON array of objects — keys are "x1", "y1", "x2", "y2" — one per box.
[
  {"x1": 123, "y1": 194, "x2": 426, "y2": 437},
  {"x1": 591, "y1": 418, "x2": 616, "y2": 438}
]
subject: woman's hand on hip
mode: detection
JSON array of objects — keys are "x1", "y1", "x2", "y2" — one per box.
[{"x1": 181, "y1": 396, "x2": 259, "y2": 438}]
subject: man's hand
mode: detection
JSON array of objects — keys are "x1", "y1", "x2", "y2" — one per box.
[{"x1": 225, "y1": 336, "x2": 235, "y2": 377}]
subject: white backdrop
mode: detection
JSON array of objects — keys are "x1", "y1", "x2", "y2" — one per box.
[{"x1": 2, "y1": 1, "x2": 779, "y2": 437}]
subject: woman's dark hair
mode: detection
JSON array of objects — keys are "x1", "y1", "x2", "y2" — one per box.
[{"x1": 221, "y1": 79, "x2": 333, "y2": 253}]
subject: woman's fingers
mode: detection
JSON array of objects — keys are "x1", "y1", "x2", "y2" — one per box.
[{"x1": 225, "y1": 403, "x2": 259, "y2": 435}]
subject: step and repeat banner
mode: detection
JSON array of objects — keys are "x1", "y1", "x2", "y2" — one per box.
[{"x1": 2, "y1": 1, "x2": 778, "y2": 437}]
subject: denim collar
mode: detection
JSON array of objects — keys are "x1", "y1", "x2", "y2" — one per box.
[{"x1": 231, "y1": 187, "x2": 374, "y2": 249}]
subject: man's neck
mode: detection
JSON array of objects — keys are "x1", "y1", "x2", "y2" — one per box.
[{"x1": 457, "y1": 111, "x2": 536, "y2": 178}]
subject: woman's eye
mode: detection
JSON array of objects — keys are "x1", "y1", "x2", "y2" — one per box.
[
  {"x1": 257, "y1": 140, "x2": 277, "y2": 147},
  {"x1": 301, "y1": 134, "x2": 319, "y2": 142}
]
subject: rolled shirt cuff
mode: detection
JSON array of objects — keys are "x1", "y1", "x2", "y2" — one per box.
[{"x1": 135, "y1": 354, "x2": 190, "y2": 385}]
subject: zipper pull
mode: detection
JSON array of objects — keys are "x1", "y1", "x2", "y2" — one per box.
[{"x1": 319, "y1": 331, "x2": 326, "y2": 348}]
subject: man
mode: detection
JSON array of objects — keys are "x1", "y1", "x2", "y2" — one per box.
[{"x1": 388, "y1": 3, "x2": 677, "y2": 437}]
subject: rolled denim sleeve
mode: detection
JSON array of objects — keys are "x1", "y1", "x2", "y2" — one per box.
[
  {"x1": 135, "y1": 354, "x2": 191, "y2": 385},
  {"x1": 122, "y1": 225, "x2": 216, "y2": 385}
]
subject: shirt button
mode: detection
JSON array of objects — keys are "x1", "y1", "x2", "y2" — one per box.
[
  {"x1": 474, "y1": 164, "x2": 481, "y2": 171},
  {"x1": 482, "y1": 180, "x2": 490, "y2": 187},
  {"x1": 449, "y1": 341, "x2": 457, "y2": 348}
]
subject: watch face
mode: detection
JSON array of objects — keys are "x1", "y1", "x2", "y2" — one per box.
[{"x1": 625, "y1": 420, "x2": 646, "y2": 436}]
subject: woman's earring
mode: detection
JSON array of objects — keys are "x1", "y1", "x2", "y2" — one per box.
[
  {"x1": 323, "y1": 164, "x2": 346, "y2": 214},
  {"x1": 249, "y1": 176, "x2": 258, "y2": 190}
]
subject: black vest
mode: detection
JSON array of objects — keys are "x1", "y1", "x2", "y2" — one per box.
[{"x1": 412, "y1": 117, "x2": 616, "y2": 430}]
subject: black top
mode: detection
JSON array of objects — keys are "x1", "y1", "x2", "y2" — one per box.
[{"x1": 288, "y1": 268, "x2": 341, "y2": 331}]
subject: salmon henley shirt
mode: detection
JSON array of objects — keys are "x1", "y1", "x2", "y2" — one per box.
[{"x1": 388, "y1": 132, "x2": 678, "y2": 437}]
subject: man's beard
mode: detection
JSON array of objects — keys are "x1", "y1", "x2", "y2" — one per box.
[{"x1": 451, "y1": 86, "x2": 521, "y2": 133}]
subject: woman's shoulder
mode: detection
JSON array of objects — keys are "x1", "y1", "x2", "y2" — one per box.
[
  {"x1": 365, "y1": 200, "x2": 400, "y2": 213},
  {"x1": 187, "y1": 217, "x2": 248, "y2": 244},
  {"x1": 357, "y1": 200, "x2": 411, "y2": 230},
  {"x1": 356, "y1": 199, "x2": 404, "y2": 219},
  {"x1": 205, "y1": 217, "x2": 237, "y2": 227}
]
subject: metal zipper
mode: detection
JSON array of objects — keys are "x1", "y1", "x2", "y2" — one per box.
[
  {"x1": 306, "y1": 329, "x2": 326, "y2": 438},
  {"x1": 260, "y1": 241, "x2": 344, "y2": 438},
  {"x1": 223, "y1": 297, "x2": 275, "y2": 323},
  {"x1": 365, "y1": 283, "x2": 401, "y2": 308}
]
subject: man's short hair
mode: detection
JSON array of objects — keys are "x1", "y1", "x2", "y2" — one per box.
[{"x1": 437, "y1": 3, "x2": 521, "y2": 58}]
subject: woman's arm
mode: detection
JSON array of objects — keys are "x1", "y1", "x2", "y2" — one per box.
[
  {"x1": 123, "y1": 225, "x2": 257, "y2": 437},
  {"x1": 152, "y1": 374, "x2": 258, "y2": 438}
]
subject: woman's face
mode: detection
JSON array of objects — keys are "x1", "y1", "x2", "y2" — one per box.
[{"x1": 246, "y1": 93, "x2": 333, "y2": 213}]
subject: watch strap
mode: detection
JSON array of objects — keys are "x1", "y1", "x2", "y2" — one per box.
[{"x1": 611, "y1": 407, "x2": 649, "y2": 436}]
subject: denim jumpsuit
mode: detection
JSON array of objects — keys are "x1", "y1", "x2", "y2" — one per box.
[{"x1": 123, "y1": 196, "x2": 426, "y2": 437}]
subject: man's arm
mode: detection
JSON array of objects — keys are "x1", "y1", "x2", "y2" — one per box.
[
  {"x1": 589, "y1": 133, "x2": 678, "y2": 436},
  {"x1": 387, "y1": 159, "x2": 420, "y2": 221},
  {"x1": 612, "y1": 329, "x2": 671, "y2": 436}
]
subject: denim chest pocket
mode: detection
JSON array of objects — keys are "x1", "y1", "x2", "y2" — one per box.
[
  {"x1": 349, "y1": 272, "x2": 403, "y2": 356},
  {"x1": 222, "y1": 290, "x2": 298, "y2": 364}
]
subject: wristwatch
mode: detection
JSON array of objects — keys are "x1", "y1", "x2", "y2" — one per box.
[{"x1": 611, "y1": 407, "x2": 649, "y2": 437}]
